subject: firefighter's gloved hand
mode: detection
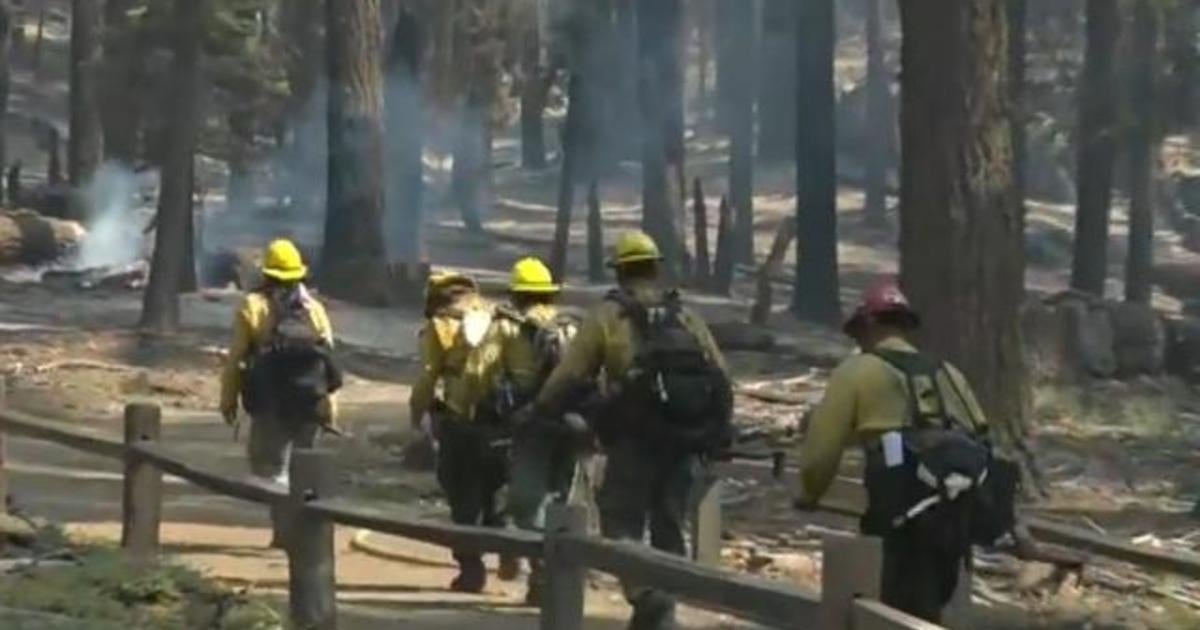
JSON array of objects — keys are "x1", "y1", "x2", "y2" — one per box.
[
  {"x1": 562, "y1": 412, "x2": 590, "y2": 436},
  {"x1": 221, "y1": 406, "x2": 238, "y2": 427},
  {"x1": 511, "y1": 405, "x2": 535, "y2": 428}
]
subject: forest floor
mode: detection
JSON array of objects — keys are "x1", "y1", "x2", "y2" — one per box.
[{"x1": 2, "y1": 5, "x2": 1200, "y2": 628}]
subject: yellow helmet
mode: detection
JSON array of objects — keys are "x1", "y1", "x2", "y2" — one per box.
[
  {"x1": 610, "y1": 230, "x2": 663, "y2": 267},
  {"x1": 509, "y1": 257, "x2": 560, "y2": 293},
  {"x1": 261, "y1": 239, "x2": 308, "y2": 281}
]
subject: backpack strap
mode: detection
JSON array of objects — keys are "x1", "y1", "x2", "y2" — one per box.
[{"x1": 869, "y1": 349, "x2": 953, "y2": 430}]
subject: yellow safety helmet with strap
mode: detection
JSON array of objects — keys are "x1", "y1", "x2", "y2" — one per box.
[
  {"x1": 261, "y1": 239, "x2": 308, "y2": 282},
  {"x1": 609, "y1": 230, "x2": 663, "y2": 267},
  {"x1": 509, "y1": 257, "x2": 560, "y2": 294}
]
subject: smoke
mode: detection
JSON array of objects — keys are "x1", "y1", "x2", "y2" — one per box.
[{"x1": 75, "y1": 161, "x2": 146, "y2": 269}]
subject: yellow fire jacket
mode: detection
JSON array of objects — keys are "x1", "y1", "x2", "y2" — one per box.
[
  {"x1": 219, "y1": 289, "x2": 336, "y2": 422},
  {"x1": 533, "y1": 280, "x2": 729, "y2": 414},
  {"x1": 797, "y1": 336, "x2": 988, "y2": 504}
]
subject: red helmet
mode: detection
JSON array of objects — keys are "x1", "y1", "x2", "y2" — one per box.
[{"x1": 843, "y1": 277, "x2": 919, "y2": 335}]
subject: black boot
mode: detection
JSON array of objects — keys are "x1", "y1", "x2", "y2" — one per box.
[
  {"x1": 524, "y1": 562, "x2": 544, "y2": 607},
  {"x1": 628, "y1": 591, "x2": 675, "y2": 630},
  {"x1": 450, "y1": 556, "x2": 486, "y2": 593}
]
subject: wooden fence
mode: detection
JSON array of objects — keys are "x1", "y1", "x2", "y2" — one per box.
[{"x1": 0, "y1": 400, "x2": 952, "y2": 630}]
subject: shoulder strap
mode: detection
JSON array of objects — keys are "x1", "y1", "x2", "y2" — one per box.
[{"x1": 870, "y1": 349, "x2": 952, "y2": 430}]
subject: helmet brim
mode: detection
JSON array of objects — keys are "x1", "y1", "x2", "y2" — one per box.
[
  {"x1": 607, "y1": 253, "x2": 663, "y2": 268},
  {"x1": 262, "y1": 266, "x2": 308, "y2": 282},
  {"x1": 510, "y1": 283, "x2": 561, "y2": 294}
]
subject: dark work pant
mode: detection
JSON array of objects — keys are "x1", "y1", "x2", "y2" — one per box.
[
  {"x1": 436, "y1": 417, "x2": 509, "y2": 572},
  {"x1": 248, "y1": 406, "x2": 320, "y2": 546},
  {"x1": 597, "y1": 437, "x2": 702, "y2": 630}
]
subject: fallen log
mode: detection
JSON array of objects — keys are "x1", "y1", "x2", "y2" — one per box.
[{"x1": 0, "y1": 210, "x2": 85, "y2": 265}]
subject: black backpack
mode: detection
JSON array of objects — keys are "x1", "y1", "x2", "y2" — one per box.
[
  {"x1": 609, "y1": 289, "x2": 733, "y2": 454},
  {"x1": 243, "y1": 293, "x2": 343, "y2": 419},
  {"x1": 866, "y1": 350, "x2": 1017, "y2": 547}
]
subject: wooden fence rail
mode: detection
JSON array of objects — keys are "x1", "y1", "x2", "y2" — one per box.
[{"x1": 0, "y1": 403, "x2": 949, "y2": 629}]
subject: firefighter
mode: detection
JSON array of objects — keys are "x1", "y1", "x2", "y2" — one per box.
[
  {"x1": 491, "y1": 257, "x2": 580, "y2": 605},
  {"x1": 794, "y1": 278, "x2": 990, "y2": 623},
  {"x1": 524, "y1": 231, "x2": 733, "y2": 630},
  {"x1": 409, "y1": 271, "x2": 515, "y2": 593},
  {"x1": 219, "y1": 239, "x2": 341, "y2": 546}
]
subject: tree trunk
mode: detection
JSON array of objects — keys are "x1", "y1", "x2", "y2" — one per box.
[
  {"x1": 637, "y1": 0, "x2": 686, "y2": 278},
  {"x1": 140, "y1": 0, "x2": 204, "y2": 332},
  {"x1": 1124, "y1": 0, "x2": 1160, "y2": 305},
  {"x1": 1008, "y1": 0, "x2": 1027, "y2": 220},
  {"x1": 552, "y1": 74, "x2": 583, "y2": 279},
  {"x1": 519, "y1": 11, "x2": 546, "y2": 170},
  {"x1": 587, "y1": 180, "x2": 604, "y2": 282},
  {"x1": 1165, "y1": 1, "x2": 1197, "y2": 128},
  {"x1": 320, "y1": 0, "x2": 389, "y2": 301},
  {"x1": 101, "y1": 0, "x2": 144, "y2": 166},
  {"x1": 717, "y1": 0, "x2": 755, "y2": 266},
  {"x1": 0, "y1": 3, "x2": 12, "y2": 181},
  {"x1": 179, "y1": 157, "x2": 196, "y2": 292},
  {"x1": 692, "y1": 178, "x2": 710, "y2": 285},
  {"x1": 711, "y1": 195, "x2": 734, "y2": 294},
  {"x1": 898, "y1": 0, "x2": 1030, "y2": 452},
  {"x1": 1070, "y1": 0, "x2": 1121, "y2": 297},
  {"x1": 612, "y1": 0, "x2": 640, "y2": 161},
  {"x1": 385, "y1": 6, "x2": 423, "y2": 265},
  {"x1": 694, "y1": 0, "x2": 713, "y2": 126},
  {"x1": 791, "y1": 0, "x2": 840, "y2": 325},
  {"x1": 68, "y1": 0, "x2": 103, "y2": 193},
  {"x1": 863, "y1": 0, "x2": 890, "y2": 225},
  {"x1": 757, "y1": 0, "x2": 796, "y2": 164}
]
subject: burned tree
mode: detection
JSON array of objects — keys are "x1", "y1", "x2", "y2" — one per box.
[
  {"x1": 386, "y1": 7, "x2": 424, "y2": 265},
  {"x1": 757, "y1": 0, "x2": 796, "y2": 163},
  {"x1": 0, "y1": 2, "x2": 11, "y2": 186},
  {"x1": 1070, "y1": 0, "x2": 1122, "y2": 296},
  {"x1": 716, "y1": 0, "x2": 755, "y2": 265},
  {"x1": 863, "y1": 0, "x2": 890, "y2": 225},
  {"x1": 68, "y1": 0, "x2": 103, "y2": 192},
  {"x1": 1124, "y1": 0, "x2": 1161, "y2": 305},
  {"x1": 101, "y1": 0, "x2": 145, "y2": 166},
  {"x1": 1008, "y1": 0, "x2": 1027, "y2": 217},
  {"x1": 792, "y1": 0, "x2": 840, "y2": 324},
  {"x1": 637, "y1": 0, "x2": 686, "y2": 276},
  {"x1": 319, "y1": 0, "x2": 389, "y2": 298},
  {"x1": 898, "y1": 0, "x2": 1029, "y2": 451},
  {"x1": 141, "y1": 0, "x2": 204, "y2": 332}
]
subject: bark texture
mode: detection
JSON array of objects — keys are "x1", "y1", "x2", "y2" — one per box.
[
  {"x1": 68, "y1": 0, "x2": 103, "y2": 193},
  {"x1": 898, "y1": 0, "x2": 1030, "y2": 450},
  {"x1": 320, "y1": 0, "x2": 389, "y2": 301},
  {"x1": 791, "y1": 0, "x2": 840, "y2": 324},
  {"x1": 140, "y1": 0, "x2": 203, "y2": 332},
  {"x1": 1124, "y1": 0, "x2": 1160, "y2": 305}
]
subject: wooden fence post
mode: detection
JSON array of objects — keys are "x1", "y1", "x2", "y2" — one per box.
[
  {"x1": 820, "y1": 534, "x2": 883, "y2": 630},
  {"x1": 121, "y1": 403, "x2": 162, "y2": 562},
  {"x1": 542, "y1": 503, "x2": 587, "y2": 630},
  {"x1": 690, "y1": 478, "x2": 723, "y2": 567},
  {"x1": 287, "y1": 449, "x2": 338, "y2": 630}
]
